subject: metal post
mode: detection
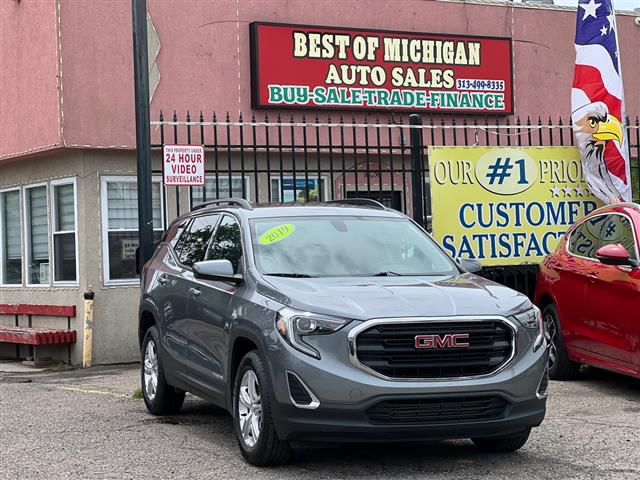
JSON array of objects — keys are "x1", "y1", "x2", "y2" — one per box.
[
  {"x1": 132, "y1": 0, "x2": 154, "y2": 271},
  {"x1": 409, "y1": 114, "x2": 425, "y2": 225},
  {"x1": 83, "y1": 290, "x2": 95, "y2": 368}
]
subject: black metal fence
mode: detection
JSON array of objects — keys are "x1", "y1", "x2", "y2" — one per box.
[{"x1": 150, "y1": 112, "x2": 640, "y2": 299}]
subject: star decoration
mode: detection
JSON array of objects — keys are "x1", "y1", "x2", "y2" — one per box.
[
  {"x1": 600, "y1": 25, "x2": 608, "y2": 36},
  {"x1": 607, "y1": 12, "x2": 616, "y2": 33},
  {"x1": 550, "y1": 185, "x2": 560, "y2": 197},
  {"x1": 579, "y1": 0, "x2": 601, "y2": 21},
  {"x1": 562, "y1": 185, "x2": 573, "y2": 197},
  {"x1": 574, "y1": 185, "x2": 586, "y2": 197}
]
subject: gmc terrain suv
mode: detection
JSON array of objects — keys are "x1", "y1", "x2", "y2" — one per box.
[{"x1": 139, "y1": 198, "x2": 548, "y2": 465}]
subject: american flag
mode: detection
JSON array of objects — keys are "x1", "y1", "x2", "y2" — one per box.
[{"x1": 571, "y1": 0, "x2": 630, "y2": 203}]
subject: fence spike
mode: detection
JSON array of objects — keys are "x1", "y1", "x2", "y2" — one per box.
[
  {"x1": 289, "y1": 115, "x2": 294, "y2": 123},
  {"x1": 339, "y1": 114, "x2": 344, "y2": 124},
  {"x1": 264, "y1": 113, "x2": 269, "y2": 123},
  {"x1": 251, "y1": 112, "x2": 256, "y2": 123},
  {"x1": 199, "y1": 111, "x2": 204, "y2": 123},
  {"x1": 186, "y1": 110, "x2": 191, "y2": 122},
  {"x1": 172, "y1": 110, "x2": 177, "y2": 122},
  {"x1": 225, "y1": 111, "x2": 230, "y2": 122},
  {"x1": 276, "y1": 113, "x2": 281, "y2": 123},
  {"x1": 212, "y1": 111, "x2": 217, "y2": 122},
  {"x1": 159, "y1": 110, "x2": 164, "y2": 122},
  {"x1": 238, "y1": 111, "x2": 243, "y2": 122}
]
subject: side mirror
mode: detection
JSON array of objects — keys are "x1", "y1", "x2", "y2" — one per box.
[
  {"x1": 193, "y1": 259, "x2": 243, "y2": 284},
  {"x1": 595, "y1": 244, "x2": 639, "y2": 267},
  {"x1": 457, "y1": 257, "x2": 482, "y2": 273}
]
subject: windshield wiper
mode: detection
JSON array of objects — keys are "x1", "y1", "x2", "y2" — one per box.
[
  {"x1": 373, "y1": 271, "x2": 402, "y2": 276},
  {"x1": 264, "y1": 273, "x2": 315, "y2": 278}
]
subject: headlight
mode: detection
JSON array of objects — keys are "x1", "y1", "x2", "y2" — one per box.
[
  {"x1": 276, "y1": 307, "x2": 351, "y2": 359},
  {"x1": 514, "y1": 306, "x2": 545, "y2": 351}
]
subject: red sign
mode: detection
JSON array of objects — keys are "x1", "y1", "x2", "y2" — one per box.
[{"x1": 250, "y1": 22, "x2": 513, "y2": 114}]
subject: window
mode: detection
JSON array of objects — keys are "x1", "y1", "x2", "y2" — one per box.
[
  {"x1": 270, "y1": 177, "x2": 326, "y2": 203},
  {"x1": 102, "y1": 177, "x2": 163, "y2": 283},
  {"x1": 25, "y1": 185, "x2": 49, "y2": 285},
  {"x1": 208, "y1": 215, "x2": 243, "y2": 274},
  {"x1": 52, "y1": 181, "x2": 77, "y2": 282},
  {"x1": 599, "y1": 214, "x2": 638, "y2": 260},
  {"x1": 251, "y1": 216, "x2": 457, "y2": 277},
  {"x1": 0, "y1": 189, "x2": 22, "y2": 285},
  {"x1": 191, "y1": 177, "x2": 249, "y2": 207},
  {"x1": 567, "y1": 215, "x2": 608, "y2": 259},
  {"x1": 176, "y1": 215, "x2": 219, "y2": 267}
]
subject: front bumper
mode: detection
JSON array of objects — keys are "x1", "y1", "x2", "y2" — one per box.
[
  {"x1": 266, "y1": 316, "x2": 549, "y2": 442},
  {"x1": 272, "y1": 391, "x2": 546, "y2": 442}
]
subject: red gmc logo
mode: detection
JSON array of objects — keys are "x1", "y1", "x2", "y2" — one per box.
[{"x1": 415, "y1": 333, "x2": 470, "y2": 349}]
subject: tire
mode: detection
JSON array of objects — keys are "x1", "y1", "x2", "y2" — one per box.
[
  {"x1": 141, "y1": 326, "x2": 185, "y2": 415},
  {"x1": 543, "y1": 303, "x2": 580, "y2": 380},
  {"x1": 233, "y1": 350, "x2": 292, "y2": 466},
  {"x1": 472, "y1": 428, "x2": 531, "y2": 452}
]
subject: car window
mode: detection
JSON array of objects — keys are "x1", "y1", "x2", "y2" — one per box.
[
  {"x1": 251, "y1": 215, "x2": 458, "y2": 277},
  {"x1": 599, "y1": 214, "x2": 638, "y2": 260},
  {"x1": 207, "y1": 215, "x2": 243, "y2": 274},
  {"x1": 177, "y1": 214, "x2": 220, "y2": 267},
  {"x1": 567, "y1": 215, "x2": 608, "y2": 259},
  {"x1": 163, "y1": 217, "x2": 190, "y2": 248}
]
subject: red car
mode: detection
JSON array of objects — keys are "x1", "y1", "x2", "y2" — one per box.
[{"x1": 535, "y1": 202, "x2": 640, "y2": 380}]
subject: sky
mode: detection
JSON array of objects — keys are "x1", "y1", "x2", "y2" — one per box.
[{"x1": 552, "y1": 0, "x2": 640, "y2": 10}]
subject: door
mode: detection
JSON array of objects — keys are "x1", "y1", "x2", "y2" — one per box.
[
  {"x1": 557, "y1": 214, "x2": 608, "y2": 353},
  {"x1": 153, "y1": 217, "x2": 191, "y2": 384},
  {"x1": 169, "y1": 214, "x2": 220, "y2": 389},
  {"x1": 185, "y1": 214, "x2": 244, "y2": 401},
  {"x1": 584, "y1": 213, "x2": 640, "y2": 368}
]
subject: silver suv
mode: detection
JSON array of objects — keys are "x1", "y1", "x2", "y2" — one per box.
[{"x1": 139, "y1": 199, "x2": 548, "y2": 465}]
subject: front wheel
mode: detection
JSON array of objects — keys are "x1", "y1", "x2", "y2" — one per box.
[
  {"x1": 234, "y1": 350, "x2": 292, "y2": 466},
  {"x1": 141, "y1": 326, "x2": 185, "y2": 415},
  {"x1": 472, "y1": 428, "x2": 531, "y2": 452}
]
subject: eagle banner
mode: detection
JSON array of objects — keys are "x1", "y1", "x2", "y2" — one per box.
[{"x1": 571, "y1": 0, "x2": 631, "y2": 203}]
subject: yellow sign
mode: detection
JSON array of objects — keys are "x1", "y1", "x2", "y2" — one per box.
[
  {"x1": 428, "y1": 147, "x2": 602, "y2": 266},
  {"x1": 259, "y1": 224, "x2": 296, "y2": 245}
]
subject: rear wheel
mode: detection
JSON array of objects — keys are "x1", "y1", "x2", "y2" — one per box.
[
  {"x1": 472, "y1": 428, "x2": 531, "y2": 452},
  {"x1": 234, "y1": 350, "x2": 292, "y2": 466},
  {"x1": 543, "y1": 303, "x2": 580, "y2": 380},
  {"x1": 141, "y1": 326, "x2": 185, "y2": 415}
]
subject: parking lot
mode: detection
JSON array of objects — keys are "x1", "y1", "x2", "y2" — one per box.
[{"x1": 0, "y1": 363, "x2": 638, "y2": 480}]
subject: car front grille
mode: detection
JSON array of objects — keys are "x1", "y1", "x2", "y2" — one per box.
[
  {"x1": 366, "y1": 395, "x2": 509, "y2": 425},
  {"x1": 354, "y1": 320, "x2": 514, "y2": 379}
]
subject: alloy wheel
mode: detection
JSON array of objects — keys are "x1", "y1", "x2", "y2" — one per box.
[
  {"x1": 238, "y1": 369, "x2": 262, "y2": 448},
  {"x1": 143, "y1": 339, "x2": 159, "y2": 401}
]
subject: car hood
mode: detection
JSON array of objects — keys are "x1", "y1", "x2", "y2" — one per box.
[{"x1": 257, "y1": 273, "x2": 531, "y2": 320}]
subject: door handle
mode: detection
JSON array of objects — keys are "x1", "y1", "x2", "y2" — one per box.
[
  {"x1": 157, "y1": 275, "x2": 168, "y2": 286},
  {"x1": 189, "y1": 287, "x2": 201, "y2": 297}
]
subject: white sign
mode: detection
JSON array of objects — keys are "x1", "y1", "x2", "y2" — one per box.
[
  {"x1": 122, "y1": 239, "x2": 139, "y2": 260},
  {"x1": 163, "y1": 145, "x2": 205, "y2": 186}
]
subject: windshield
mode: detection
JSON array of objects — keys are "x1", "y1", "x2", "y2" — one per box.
[{"x1": 250, "y1": 215, "x2": 459, "y2": 277}]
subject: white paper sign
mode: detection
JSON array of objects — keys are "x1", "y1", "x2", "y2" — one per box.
[{"x1": 163, "y1": 145, "x2": 205, "y2": 186}]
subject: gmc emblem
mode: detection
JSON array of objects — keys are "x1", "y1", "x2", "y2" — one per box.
[{"x1": 415, "y1": 333, "x2": 470, "y2": 349}]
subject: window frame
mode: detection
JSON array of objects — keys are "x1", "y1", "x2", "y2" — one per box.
[
  {"x1": 23, "y1": 182, "x2": 50, "y2": 287},
  {"x1": 188, "y1": 175, "x2": 251, "y2": 210},
  {"x1": 0, "y1": 187, "x2": 23, "y2": 287},
  {"x1": 50, "y1": 177, "x2": 79, "y2": 286},
  {"x1": 269, "y1": 175, "x2": 329, "y2": 203},
  {"x1": 100, "y1": 175, "x2": 165, "y2": 286}
]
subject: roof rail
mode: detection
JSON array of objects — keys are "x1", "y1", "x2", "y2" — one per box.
[
  {"x1": 191, "y1": 198, "x2": 253, "y2": 211},
  {"x1": 324, "y1": 198, "x2": 386, "y2": 210}
]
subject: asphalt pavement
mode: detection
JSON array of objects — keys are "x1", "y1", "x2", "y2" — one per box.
[{"x1": 0, "y1": 362, "x2": 638, "y2": 480}]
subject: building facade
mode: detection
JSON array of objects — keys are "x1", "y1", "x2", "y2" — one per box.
[{"x1": 1, "y1": 0, "x2": 639, "y2": 364}]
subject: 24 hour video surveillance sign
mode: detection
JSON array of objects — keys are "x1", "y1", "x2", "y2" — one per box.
[{"x1": 250, "y1": 22, "x2": 513, "y2": 114}]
